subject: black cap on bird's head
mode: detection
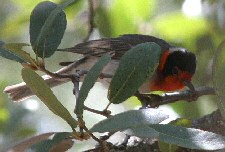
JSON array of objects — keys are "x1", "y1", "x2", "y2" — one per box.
[{"x1": 162, "y1": 47, "x2": 196, "y2": 77}]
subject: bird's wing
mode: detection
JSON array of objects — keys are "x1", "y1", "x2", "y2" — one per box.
[{"x1": 58, "y1": 34, "x2": 171, "y2": 59}]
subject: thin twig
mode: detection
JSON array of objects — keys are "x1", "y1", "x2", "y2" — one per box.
[
  {"x1": 83, "y1": 123, "x2": 112, "y2": 152},
  {"x1": 83, "y1": 125, "x2": 101, "y2": 143},
  {"x1": 103, "y1": 102, "x2": 111, "y2": 112},
  {"x1": 84, "y1": 106, "x2": 111, "y2": 117}
]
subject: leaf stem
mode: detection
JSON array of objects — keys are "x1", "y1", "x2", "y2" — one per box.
[
  {"x1": 39, "y1": 66, "x2": 75, "y2": 79},
  {"x1": 82, "y1": 124, "x2": 110, "y2": 152},
  {"x1": 104, "y1": 102, "x2": 111, "y2": 112}
]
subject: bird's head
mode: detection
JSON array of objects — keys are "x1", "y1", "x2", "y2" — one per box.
[{"x1": 150, "y1": 47, "x2": 196, "y2": 91}]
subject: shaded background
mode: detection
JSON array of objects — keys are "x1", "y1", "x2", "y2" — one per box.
[{"x1": 0, "y1": 0, "x2": 224, "y2": 151}]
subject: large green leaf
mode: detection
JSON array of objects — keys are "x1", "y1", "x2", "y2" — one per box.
[
  {"x1": 212, "y1": 39, "x2": 225, "y2": 119},
  {"x1": 159, "y1": 118, "x2": 192, "y2": 152},
  {"x1": 124, "y1": 125, "x2": 159, "y2": 139},
  {"x1": 120, "y1": 124, "x2": 225, "y2": 150},
  {"x1": 151, "y1": 124, "x2": 225, "y2": 150},
  {"x1": 22, "y1": 68, "x2": 77, "y2": 129},
  {"x1": 75, "y1": 54, "x2": 111, "y2": 115},
  {"x1": 30, "y1": 1, "x2": 72, "y2": 58},
  {"x1": 90, "y1": 108, "x2": 168, "y2": 133},
  {"x1": 108, "y1": 42, "x2": 161, "y2": 104}
]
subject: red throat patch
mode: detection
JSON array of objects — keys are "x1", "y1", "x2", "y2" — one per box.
[{"x1": 150, "y1": 71, "x2": 193, "y2": 92}]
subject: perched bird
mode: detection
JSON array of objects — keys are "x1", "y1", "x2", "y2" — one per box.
[{"x1": 4, "y1": 34, "x2": 196, "y2": 102}]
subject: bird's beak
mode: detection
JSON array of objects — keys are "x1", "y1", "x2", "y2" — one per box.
[{"x1": 183, "y1": 80, "x2": 195, "y2": 92}]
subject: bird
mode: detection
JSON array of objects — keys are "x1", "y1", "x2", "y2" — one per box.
[{"x1": 4, "y1": 34, "x2": 196, "y2": 102}]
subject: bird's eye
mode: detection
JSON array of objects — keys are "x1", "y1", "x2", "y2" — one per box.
[{"x1": 172, "y1": 67, "x2": 179, "y2": 75}]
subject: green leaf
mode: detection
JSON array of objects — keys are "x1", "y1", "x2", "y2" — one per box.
[
  {"x1": 31, "y1": 140, "x2": 53, "y2": 152},
  {"x1": 169, "y1": 118, "x2": 192, "y2": 127},
  {"x1": 159, "y1": 118, "x2": 192, "y2": 152},
  {"x1": 124, "y1": 125, "x2": 159, "y2": 139},
  {"x1": 90, "y1": 108, "x2": 168, "y2": 133},
  {"x1": 31, "y1": 132, "x2": 73, "y2": 152},
  {"x1": 108, "y1": 42, "x2": 161, "y2": 104},
  {"x1": 30, "y1": 1, "x2": 70, "y2": 58},
  {"x1": 212, "y1": 39, "x2": 225, "y2": 119},
  {"x1": 0, "y1": 41, "x2": 26, "y2": 63},
  {"x1": 4, "y1": 43, "x2": 37, "y2": 66},
  {"x1": 75, "y1": 54, "x2": 111, "y2": 115},
  {"x1": 22, "y1": 68, "x2": 77, "y2": 129},
  {"x1": 52, "y1": 132, "x2": 71, "y2": 143},
  {"x1": 151, "y1": 124, "x2": 225, "y2": 150},
  {"x1": 123, "y1": 124, "x2": 225, "y2": 150}
]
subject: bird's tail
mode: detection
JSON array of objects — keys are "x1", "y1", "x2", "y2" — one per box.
[{"x1": 4, "y1": 57, "x2": 87, "y2": 102}]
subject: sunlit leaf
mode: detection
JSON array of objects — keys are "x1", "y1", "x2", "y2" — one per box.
[
  {"x1": 159, "y1": 118, "x2": 192, "y2": 152},
  {"x1": 170, "y1": 118, "x2": 192, "y2": 127},
  {"x1": 121, "y1": 123, "x2": 225, "y2": 150},
  {"x1": 0, "y1": 41, "x2": 26, "y2": 63},
  {"x1": 91, "y1": 110, "x2": 225, "y2": 150},
  {"x1": 124, "y1": 125, "x2": 159, "y2": 139},
  {"x1": 151, "y1": 124, "x2": 225, "y2": 150},
  {"x1": 90, "y1": 108, "x2": 168, "y2": 133},
  {"x1": 108, "y1": 42, "x2": 161, "y2": 104},
  {"x1": 75, "y1": 54, "x2": 111, "y2": 115},
  {"x1": 212, "y1": 39, "x2": 225, "y2": 119},
  {"x1": 22, "y1": 68, "x2": 77, "y2": 129},
  {"x1": 4, "y1": 43, "x2": 37, "y2": 67}
]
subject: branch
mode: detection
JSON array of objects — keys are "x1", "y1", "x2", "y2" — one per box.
[
  {"x1": 136, "y1": 86, "x2": 216, "y2": 108},
  {"x1": 83, "y1": 0, "x2": 95, "y2": 42},
  {"x1": 192, "y1": 109, "x2": 225, "y2": 136}
]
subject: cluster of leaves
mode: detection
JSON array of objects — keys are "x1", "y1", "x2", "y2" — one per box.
[{"x1": 1, "y1": 0, "x2": 225, "y2": 151}]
